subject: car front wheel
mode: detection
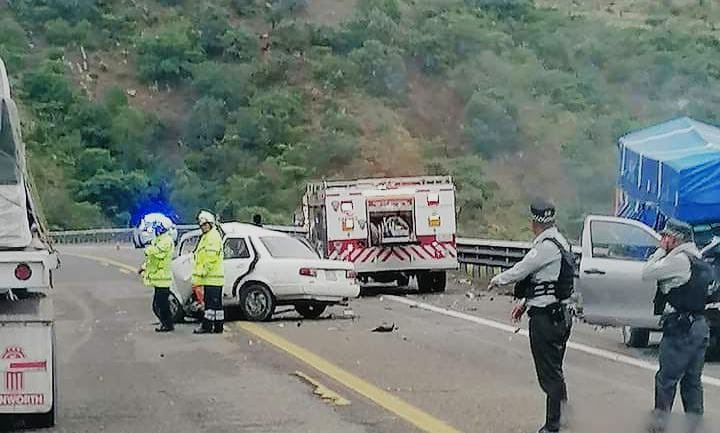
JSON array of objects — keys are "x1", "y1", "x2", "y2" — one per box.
[{"x1": 239, "y1": 283, "x2": 275, "y2": 321}]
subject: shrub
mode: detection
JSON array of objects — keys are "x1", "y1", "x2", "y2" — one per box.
[
  {"x1": 0, "y1": 18, "x2": 28, "y2": 67},
  {"x1": 222, "y1": 27, "x2": 256, "y2": 62},
  {"x1": 193, "y1": 6, "x2": 231, "y2": 57},
  {"x1": 184, "y1": 97, "x2": 228, "y2": 149},
  {"x1": 191, "y1": 62, "x2": 255, "y2": 108},
  {"x1": 136, "y1": 19, "x2": 204, "y2": 83},
  {"x1": 349, "y1": 40, "x2": 407, "y2": 98}
]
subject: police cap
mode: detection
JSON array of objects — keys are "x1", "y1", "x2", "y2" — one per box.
[
  {"x1": 530, "y1": 199, "x2": 556, "y2": 224},
  {"x1": 660, "y1": 218, "x2": 693, "y2": 241}
]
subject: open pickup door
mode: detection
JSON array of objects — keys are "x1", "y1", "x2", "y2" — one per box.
[{"x1": 578, "y1": 215, "x2": 661, "y2": 329}]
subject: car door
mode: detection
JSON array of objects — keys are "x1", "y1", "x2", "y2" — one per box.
[
  {"x1": 578, "y1": 215, "x2": 661, "y2": 328},
  {"x1": 171, "y1": 233, "x2": 200, "y2": 300},
  {"x1": 223, "y1": 236, "x2": 254, "y2": 300}
]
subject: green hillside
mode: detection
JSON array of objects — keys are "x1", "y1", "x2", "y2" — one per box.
[{"x1": 1, "y1": 0, "x2": 718, "y2": 239}]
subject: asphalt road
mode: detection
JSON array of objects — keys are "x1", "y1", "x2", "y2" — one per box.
[{"x1": 29, "y1": 245, "x2": 720, "y2": 433}]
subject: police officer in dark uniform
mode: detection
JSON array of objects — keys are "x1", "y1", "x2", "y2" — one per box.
[
  {"x1": 489, "y1": 200, "x2": 574, "y2": 433},
  {"x1": 642, "y1": 219, "x2": 712, "y2": 433}
]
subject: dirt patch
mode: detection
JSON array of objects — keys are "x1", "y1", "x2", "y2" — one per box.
[
  {"x1": 401, "y1": 68, "x2": 465, "y2": 156},
  {"x1": 64, "y1": 47, "x2": 193, "y2": 139},
  {"x1": 299, "y1": 0, "x2": 358, "y2": 26}
]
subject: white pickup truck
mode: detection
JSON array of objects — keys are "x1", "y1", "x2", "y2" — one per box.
[
  {"x1": 0, "y1": 57, "x2": 59, "y2": 428},
  {"x1": 576, "y1": 215, "x2": 719, "y2": 359}
]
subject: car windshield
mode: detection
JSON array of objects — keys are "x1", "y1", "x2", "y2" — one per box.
[{"x1": 260, "y1": 236, "x2": 318, "y2": 259}]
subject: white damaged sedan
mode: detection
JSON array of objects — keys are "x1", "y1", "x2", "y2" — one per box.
[{"x1": 168, "y1": 222, "x2": 360, "y2": 322}]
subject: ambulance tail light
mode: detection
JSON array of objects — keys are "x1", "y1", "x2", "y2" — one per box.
[
  {"x1": 428, "y1": 215, "x2": 441, "y2": 227},
  {"x1": 342, "y1": 218, "x2": 355, "y2": 231},
  {"x1": 427, "y1": 193, "x2": 440, "y2": 206},
  {"x1": 345, "y1": 270, "x2": 357, "y2": 280}
]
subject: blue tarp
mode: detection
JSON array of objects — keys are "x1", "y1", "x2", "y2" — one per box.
[{"x1": 618, "y1": 117, "x2": 720, "y2": 224}]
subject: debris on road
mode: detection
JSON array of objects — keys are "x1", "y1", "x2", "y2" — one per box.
[
  {"x1": 343, "y1": 308, "x2": 355, "y2": 318},
  {"x1": 294, "y1": 371, "x2": 351, "y2": 407},
  {"x1": 465, "y1": 291, "x2": 475, "y2": 299},
  {"x1": 371, "y1": 322, "x2": 396, "y2": 333},
  {"x1": 278, "y1": 323, "x2": 285, "y2": 328},
  {"x1": 296, "y1": 322, "x2": 302, "y2": 327}
]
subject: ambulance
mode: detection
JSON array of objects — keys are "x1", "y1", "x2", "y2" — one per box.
[{"x1": 301, "y1": 176, "x2": 458, "y2": 292}]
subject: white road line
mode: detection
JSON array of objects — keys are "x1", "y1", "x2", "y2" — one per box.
[{"x1": 385, "y1": 295, "x2": 720, "y2": 388}]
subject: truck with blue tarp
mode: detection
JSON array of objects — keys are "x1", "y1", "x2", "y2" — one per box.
[{"x1": 611, "y1": 116, "x2": 720, "y2": 355}]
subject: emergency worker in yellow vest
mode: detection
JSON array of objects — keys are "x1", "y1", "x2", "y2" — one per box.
[
  {"x1": 193, "y1": 210, "x2": 225, "y2": 334},
  {"x1": 140, "y1": 218, "x2": 175, "y2": 332}
]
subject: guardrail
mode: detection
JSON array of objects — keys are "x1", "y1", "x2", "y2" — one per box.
[
  {"x1": 456, "y1": 238, "x2": 581, "y2": 270},
  {"x1": 49, "y1": 224, "x2": 308, "y2": 245},
  {"x1": 51, "y1": 227, "x2": 575, "y2": 272}
]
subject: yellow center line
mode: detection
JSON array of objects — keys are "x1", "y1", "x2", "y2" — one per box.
[
  {"x1": 239, "y1": 322, "x2": 466, "y2": 433},
  {"x1": 65, "y1": 252, "x2": 466, "y2": 433}
]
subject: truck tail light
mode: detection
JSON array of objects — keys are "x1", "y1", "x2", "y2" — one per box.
[
  {"x1": 345, "y1": 270, "x2": 357, "y2": 279},
  {"x1": 427, "y1": 193, "x2": 440, "y2": 206},
  {"x1": 15, "y1": 263, "x2": 32, "y2": 281},
  {"x1": 299, "y1": 267, "x2": 317, "y2": 277}
]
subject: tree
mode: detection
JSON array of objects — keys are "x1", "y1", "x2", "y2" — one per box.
[
  {"x1": 184, "y1": 97, "x2": 228, "y2": 149},
  {"x1": 75, "y1": 169, "x2": 150, "y2": 224},
  {"x1": 462, "y1": 91, "x2": 522, "y2": 156},
  {"x1": 357, "y1": 0, "x2": 401, "y2": 21},
  {"x1": 75, "y1": 148, "x2": 114, "y2": 180},
  {"x1": 222, "y1": 27, "x2": 257, "y2": 62},
  {"x1": 265, "y1": 0, "x2": 309, "y2": 27},
  {"x1": 191, "y1": 62, "x2": 255, "y2": 109},
  {"x1": 0, "y1": 18, "x2": 29, "y2": 67},
  {"x1": 248, "y1": 88, "x2": 305, "y2": 155},
  {"x1": 136, "y1": 19, "x2": 204, "y2": 83},
  {"x1": 20, "y1": 60, "x2": 76, "y2": 118},
  {"x1": 193, "y1": 6, "x2": 232, "y2": 57},
  {"x1": 349, "y1": 40, "x2": 407, "y2": 98}
]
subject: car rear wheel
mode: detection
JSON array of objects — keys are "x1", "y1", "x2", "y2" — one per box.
[
  {"x1": 296, "y1": 303, "x2": 327, "y2": 319},
  {"x1": 153, "y1": 292, "x2": 185, "y2": 323},
  {"x1": 623, "y1": 327, "x2": 651, "y2": 348},
  {"x1": 240, "y1": 283, "x2": 275, "y2": 321}
]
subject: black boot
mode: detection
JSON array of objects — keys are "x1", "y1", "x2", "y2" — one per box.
[
  {"x1": 155, "y1": 325, "x2": 174, "y2": 333},
  {"x1": 194, "y1": 319, "x2": 212, "y2": 334},
  {"x1": 213, "y1": 321, "x2": 224, "y2": 334}
]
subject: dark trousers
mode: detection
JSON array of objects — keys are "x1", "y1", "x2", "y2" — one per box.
[
  {"x1": 153, "y1": 287, "x2": 174, "y2": 329},
  {"x1": 654, "y1": 315, "x2": 709, "y2": 427},
  {"x1": 202, "y1": 285, "x2": 224, "y2": 331},
  {"x1": 529, "y1": 305, "x2": 572, "y2": 432}
]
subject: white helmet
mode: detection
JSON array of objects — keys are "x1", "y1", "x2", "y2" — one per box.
[{"x1": 197, "y1": 210, "x2": 216, "y2": 226}]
